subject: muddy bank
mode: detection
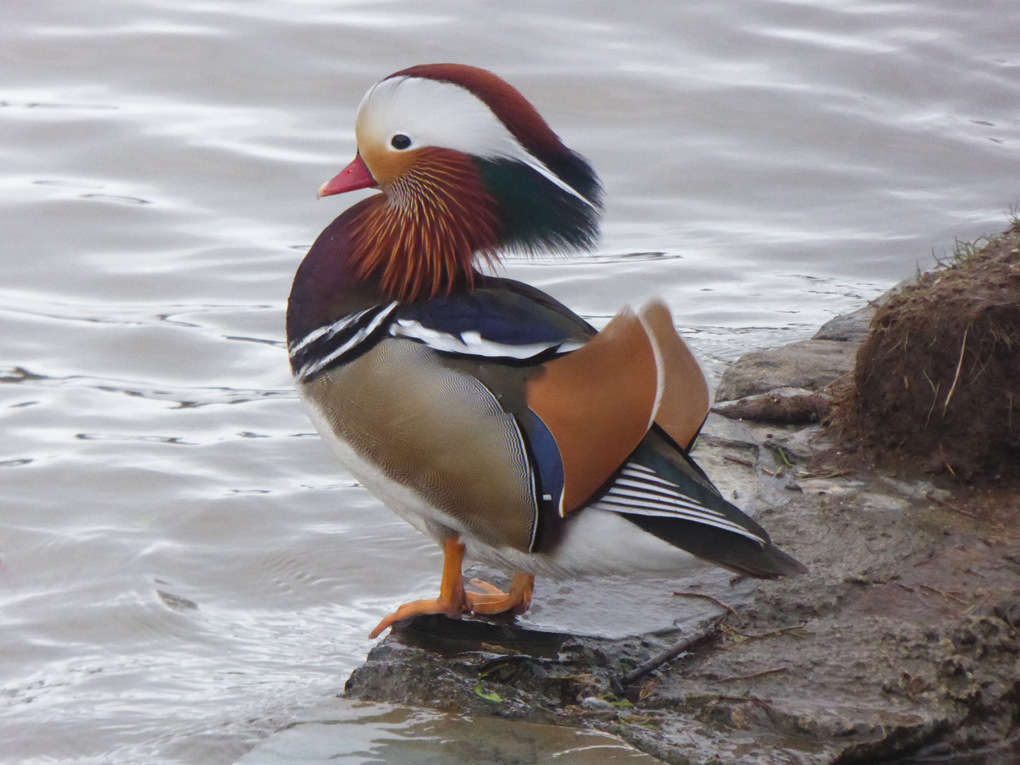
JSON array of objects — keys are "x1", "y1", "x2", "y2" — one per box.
[
  {"x1": 345, "y1": 422, "x2": 1020, "y2": 763},
  {"x1": 836, "y1": 222, "x2": 1020, "y2": 477},
  {"x1": 340, "y1": 250, "x2": 1020, "y2": 764}
]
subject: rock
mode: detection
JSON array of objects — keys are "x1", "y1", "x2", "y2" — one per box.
[
  {"x1": 813, "y1": 303, "x2": 876, "y2": 343},
  {"x1": 712, "y1": 386, "x2": 832, "y2": 424},
  {"x1": 713, "y1": 339, "x2": 856, "y2": 403},
  {"x1": 339, "y1": 417, "x2": 1020, "y2": 764}
]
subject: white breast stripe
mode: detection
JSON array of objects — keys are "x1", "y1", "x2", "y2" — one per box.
[
  {"x1": 390, "y1": 319, "x2": 584, "y2": 360},
  {"x1": 289, "y1": 304, "x2": 393, "y2": 356},
  {"x1": 289, "y1": 324, "x2": 331, "y2": 356},
  {"x1": 296, "y1": 302, "x2": 399, "y2": 379}
]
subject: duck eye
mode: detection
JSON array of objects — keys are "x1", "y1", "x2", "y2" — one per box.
[{"x1": 390, "y1": 134, "x2": 412, "y2": 150}]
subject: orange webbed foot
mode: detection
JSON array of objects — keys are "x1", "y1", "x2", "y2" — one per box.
[
  {"x1": 369, "y1": 536, "x2": 470, "y2": 639},
  {"x1": 368, "y1": 538, "x2": 537, "y2": 638},
  {"x1": 368, "y1": 594, "x2": 468, "y2": 639},
  {"x1": 466, "y1": 572, "x2": 535, "y2": 616}
]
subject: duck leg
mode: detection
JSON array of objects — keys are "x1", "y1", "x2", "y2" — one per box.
[
  {"x1": 466, "y1": 572, "x2": 535, "y2": 616},
  {"x1": 368, "y1": 536, "x2": 471, "y2": 638}
]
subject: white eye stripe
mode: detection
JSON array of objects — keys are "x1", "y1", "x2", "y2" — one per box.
[{"x1": 358, "y1": 76, "x2": 595, "y2": 209}]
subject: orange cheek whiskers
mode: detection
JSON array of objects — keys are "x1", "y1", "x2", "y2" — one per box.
[{"x1": 346, "y1": 151, "x2": 501, "y2": 303}]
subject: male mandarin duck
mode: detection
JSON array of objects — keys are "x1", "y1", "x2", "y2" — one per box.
[{"x1": 286, "y1": 64, "x2": 806, "y2": 639}]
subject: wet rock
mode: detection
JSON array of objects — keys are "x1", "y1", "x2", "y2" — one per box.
[
  {"x1": 343, "y1": 418, "x2": 1020, "y2": 763},
  {"x1": 813, "y1": 302, "x2": 880, "y2": 343},
  {"x1": 347, "y1": 524, "x2": 1020, "y2": 764},
  {"x1": 344, "y1": 615, "x2": 669, "y2": 722}
]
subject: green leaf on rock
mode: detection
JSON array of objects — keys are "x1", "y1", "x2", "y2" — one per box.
[{"x1": 473, "y1": 683, "x2": 502, "y2": 702}]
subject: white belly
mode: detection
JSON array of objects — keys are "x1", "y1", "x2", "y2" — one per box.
[{"x1": 464, "y1": 508, "x2": 707, "y2": 579}]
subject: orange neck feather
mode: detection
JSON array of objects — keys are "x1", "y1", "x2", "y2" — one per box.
[{"x1": 347, "y1": 149, "x2": 500, "y2": 302}]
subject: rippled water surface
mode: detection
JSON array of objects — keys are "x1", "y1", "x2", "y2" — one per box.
[{"x1": 2, "y1": 1, "x2": 1018, "y2": 762}]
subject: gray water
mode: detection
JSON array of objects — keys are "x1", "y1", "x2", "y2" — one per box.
[{"x1": 1, "y1": 1, "x2": 1018, "y2": 762}]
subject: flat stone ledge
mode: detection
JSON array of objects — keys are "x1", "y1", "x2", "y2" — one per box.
[
  {"x1": 715, "y1": 277, "x2": 916, "y2": 404},
  {"x1": 714, "y1": 339, "x2": 856, "y2": 403}
]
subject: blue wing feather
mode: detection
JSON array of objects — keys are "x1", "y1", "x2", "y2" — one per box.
[
  {"x1": 289, "y1": 278, "x2": 593, "y2": 380},
  {"x1": 391, "y1": 284, "x2": 590, "y2": 361}
]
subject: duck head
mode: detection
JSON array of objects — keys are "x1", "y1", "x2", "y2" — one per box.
[{"x1": 318, "y1": 64, "x2": 602, "y2": 302}]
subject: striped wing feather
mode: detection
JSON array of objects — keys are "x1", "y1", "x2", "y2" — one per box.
[{"x1": 592, "y1": 434, "x2": 809, "y2": 578}]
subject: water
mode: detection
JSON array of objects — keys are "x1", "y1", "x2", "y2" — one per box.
[{"x1": 1, "y1": 0, "x2": 1018, "y2": 762}]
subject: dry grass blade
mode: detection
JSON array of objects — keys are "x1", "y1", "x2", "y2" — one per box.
[
  {"x1": 673, "y1": 590, "x2": 739, "y2": 615},
  {"x1": 718, "y1": 666, "x2": 788, "y2": 683}
]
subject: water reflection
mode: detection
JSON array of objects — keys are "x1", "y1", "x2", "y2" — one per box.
[
  {"x1": 1, "y1": 0, "x2": 1018, "y2": 762},
  {"x1": 238, "y1": 702, "x2": 661, "y2": 764}
]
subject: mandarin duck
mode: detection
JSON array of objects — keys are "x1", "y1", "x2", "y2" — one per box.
[{"x1": 287, "y1": 64, "x2": 806, "y2": 639}]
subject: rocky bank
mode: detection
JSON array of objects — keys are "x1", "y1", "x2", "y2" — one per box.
[{"x1": 338, "y1": 258, "x2": 1020, "y2": 764}]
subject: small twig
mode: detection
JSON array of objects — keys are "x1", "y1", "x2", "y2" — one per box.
[
  {"x1": 720, "y1": 622, "x2": 808, "y2": 643},
  {"x1": 942, "y1": 326, "x2": 969, "y2": 415},
  {"x1": 925, "y1": 491, "x2": 979, "y2": 519},
  {"x1": 762, "y1": 439, "x2": 796, "y2": 466},
  {"x1": 718, "y1": 666, "x2": 788, "y2": 683},
  {"x1": 816, "y1": 371, "x2": 852, "y2": 394},
  {"x1": 922, "y1": 370, "x2": 941, "y2": 428},
  {"x1": 616, "y1": 620, "x2": 722, "y2": 689},
  {"x1": 1002, "y1": 598, "x2": 1020, "y2": 639},
  {"x1": 798, "y1": 468, "x2": 853, "y2": 479},
  {"x1": 724, "y1": 455, "x2": 755, "y2": 468},
  {"x1": 963, "y1": 591, "x2": 993, "y2": 616},
  {"x1": 673, "y1": 590, "x2": 739, "y2": 616},
  {"x1": 919, "y1": 584, "x2": 968, "y2": 605}
]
